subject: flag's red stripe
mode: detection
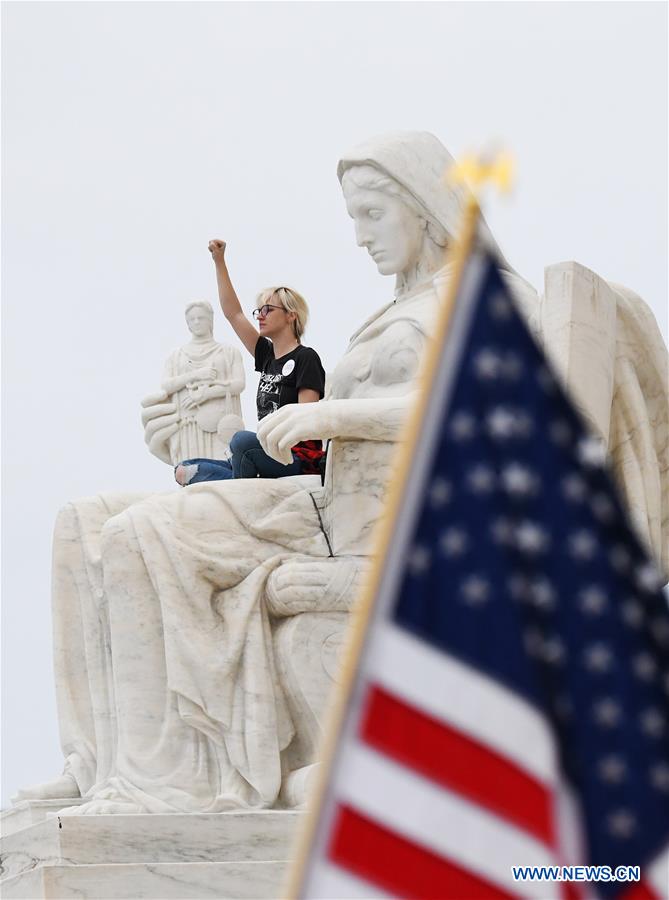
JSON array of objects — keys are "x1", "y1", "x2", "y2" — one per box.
[
  {"x1": 361, "y1": 684, "x2": 555, "y2": 846},
  {"x1": 329, "y1": 803, "x2": 517, "y2": 900},
  {"x1": 620, "y1": 881, "x2": 661, "y2": 900}
]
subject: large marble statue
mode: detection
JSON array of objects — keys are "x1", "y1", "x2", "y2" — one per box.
[
  {"x1": 141, "y1": 300, "x2": 245, "y2": 465},
  {"x1": 14, "y1": 132, "x2": 667, "y2": 815}
]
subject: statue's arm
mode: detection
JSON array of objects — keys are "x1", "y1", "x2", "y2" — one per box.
[
  {"x1": 257, "y1": 394, "x2": 414, "y2": 464},
  {"x1": 161, "y1": 367, "x2": 219, "y2": 395},
  {"x1": 161, "y1": 372, "x2": 192, "y2": 394},
  {"x1": 206, "y1": 349, "x2": 246, "y2": 395}
]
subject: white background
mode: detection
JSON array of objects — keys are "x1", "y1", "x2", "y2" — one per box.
[{"x1": 2, "y1": 1, "x2": 667, "y2": 805}]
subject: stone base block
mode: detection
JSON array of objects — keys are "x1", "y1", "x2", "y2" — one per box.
[
  {"x1": 0, "y1": 804, "x2": 300, "y2": 899},
  {"x1": 1, "y1": 861, "x2": 288, "y2": 899},
  {"x1": 1, "y1": 799, "x2": 85, "y2": 838}
]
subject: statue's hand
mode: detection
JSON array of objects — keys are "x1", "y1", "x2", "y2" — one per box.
[
  {"x1": 141, "y1": 399, "x2": 179, "y2": 464},
  {"x1": 208, "y1": 239, "x2": 226, "y2": 261},
  {"x1": 183, "y1": 384, "x2": 211, "y2": 410},
  {"x1": 266, "y1": 557, "x2": 370, "y2": 616},
  {"x1": 257, "y1": 402, "x2": 335, "y2": 464}
]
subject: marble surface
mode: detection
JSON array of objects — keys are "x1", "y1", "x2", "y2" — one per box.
[
  {"x1": 0, "y1": 810, "x2": 298, "y2": 881},
  {"x1": 1, "y1": 800, "x2": 85, "y2": 838},
  {"x1": 1, "y1": 861, "x2": 288, "y2": 899},
  {"x1": 141, "y1": 301, "x2": 245, "y2": 465}
]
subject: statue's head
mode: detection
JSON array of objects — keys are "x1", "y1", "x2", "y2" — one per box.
[
  {"x1": 338, "y1": 132, "x2": 506, "y2": 293},
  {"x1": 340, "y1": 164, "x2": 449, "y2": 278},
  {"x1": 185, "y1": 301, "x2": 214, "y2": 338}
]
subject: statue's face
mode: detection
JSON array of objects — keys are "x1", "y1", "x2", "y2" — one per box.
[
  {"x1": 186, "y1": 307, "x2": 212, "y2": 338},
  {"x1": 343, "y1": 181, "x2": 425, "y2": 276}
]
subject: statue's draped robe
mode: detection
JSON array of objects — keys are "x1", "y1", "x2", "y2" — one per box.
[{"x1": 163, "y1": 341, "x2": 244, "y2": 463}]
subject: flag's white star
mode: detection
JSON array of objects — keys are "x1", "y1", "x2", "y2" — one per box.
[
  {"x1": 408, "y1": 545, "x2": 431, "y2": 576},
  {"x1": 567, "y1": 529, "x2": 598, "y2": 560},
  {"x1": 429, "y1": 478, "x2": 452, "y2": 508},
  {"x1": 485, "y1": 406, "x2": 532, "y2": 441},
  {"x1": 632, "y1": 652, "x2": 657, "y2": 681},
  {"x1": 561, "y1": 473, "x2": 587, "y2": 503},
  {"x1": 439, "y1": 527, "x2": 468, "y2": 557},
  {"x1": 542, "y1": 637, "x2": 566, "y2": 665},
  {"x1": 473, "y1": 348, "x2": 500, "y2": 379},
  {"x1": 501, "y1": 463, "x2": 537, "y2": 497},
  {"x1": 460, "y1": 575, "x2": 490, "y2": 606},
  {"x1": 640, "y1": 708, "x2": 665, "y2": 739},
  {"x1": 579, "y1": 586, "x2": 608, "y2": 616},
  {"x1": 530, "y1": 579, "x2": 557, "y2": 611},
  {"x1": 607, "y1": 810, "x2": 636, "y2": 839},
  {"x1": 577, "y1": 435, "x2": 607, "y2": 468},
  {"x1": 583, "y1": 643, "x2": 613, "y2": 673},
  {"x1": 515, "y1": 521, "x2": 550, "y2": 555},
  {"x1": 635, "y1": 562, "x2": 664, "y2": 593},
  {"x1": 467, "y1": 464, "x2": 495, "y2": 494},
  {"x1": 450, "y1": 411, "x2": 477, "y2": 441},
  {"x1": 486, "y1": 406, "x2": 517, "y2": 440},
  {"x1": 650, "y1": 763, "x2": 669, "y2": 792},
  {"x1": 593, "y1": 698, "x2": 622, "y2": 728},
  {"x1": 597, "y1": 756, "x2": 627, "y2": 784}
]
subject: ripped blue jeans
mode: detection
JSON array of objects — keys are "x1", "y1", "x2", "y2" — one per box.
[{"x1": 176, "y1": 430, "x2": 302, "y2": 485}]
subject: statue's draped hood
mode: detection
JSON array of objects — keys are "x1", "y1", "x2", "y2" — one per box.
[{"x1": 337, "y1": 130, "x2": 509, "y2": 270}]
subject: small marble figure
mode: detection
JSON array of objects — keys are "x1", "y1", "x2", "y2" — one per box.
[{"x1": 141, "y1": 301, "x2": 245, "y2": 465}]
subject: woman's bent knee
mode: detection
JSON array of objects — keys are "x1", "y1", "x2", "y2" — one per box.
[{"x1": 230, "y1": 430, "x2": 258, "y2": 455}]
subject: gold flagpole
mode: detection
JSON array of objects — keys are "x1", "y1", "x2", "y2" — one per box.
[{"x1": 284, "y1": 150, "x2": 513, "y2": 899}]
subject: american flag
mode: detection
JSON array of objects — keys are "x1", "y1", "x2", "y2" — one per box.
[{"x1": 293, "y1": 249, "x2": 669, "y2": 899}]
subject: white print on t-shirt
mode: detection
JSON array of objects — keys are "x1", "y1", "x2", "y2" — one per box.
[
  {"x1": 281, "y1": 359, "x2": 295, "y2": 376},
  {"x1": 258, "y1": 373, "x2": 282, "y2": 392}
]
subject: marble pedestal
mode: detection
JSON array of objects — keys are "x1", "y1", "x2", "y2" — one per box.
[{"x1": 0, "y1": 801, "x2": 299, "y2": 899}]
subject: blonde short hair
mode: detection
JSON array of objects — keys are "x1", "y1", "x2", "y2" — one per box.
[{"x1": 256, "y1": 286, "x2": 309, "y2": 340}]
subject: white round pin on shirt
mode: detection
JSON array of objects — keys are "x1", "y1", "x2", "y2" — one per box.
[{"x1": 282, "y1": 359, "x2": 295, "y2": 376}]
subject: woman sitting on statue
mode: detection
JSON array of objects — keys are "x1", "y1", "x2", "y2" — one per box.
[{"x1": 175, "y1": 258, "x2": 326, "y2": 486}]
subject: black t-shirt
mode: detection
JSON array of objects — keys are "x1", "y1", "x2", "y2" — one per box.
[{"x1": 254, "y1": 337, "x2": 326, "y2": 421}]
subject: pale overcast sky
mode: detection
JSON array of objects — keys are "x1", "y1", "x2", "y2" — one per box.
[{"x1": 2, "y1": 1, "x2": 667, "y2": 804}]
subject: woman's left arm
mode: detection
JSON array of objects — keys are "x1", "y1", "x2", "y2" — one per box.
[{"x1": 298, "y1": 388, "x2": 320, "y2": 404}]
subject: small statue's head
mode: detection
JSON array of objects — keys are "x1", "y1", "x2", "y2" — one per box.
[
  {"x1": 185, "y1": 301, "x2": 214, "y2": 338},
  {"x1": 340, "y1": 164, "x2": 449, "y2": 279}
]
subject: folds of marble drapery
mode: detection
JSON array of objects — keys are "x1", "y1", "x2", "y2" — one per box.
[{"x1": 53, "y1": 479, "x2": 330, "y2": 812}]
